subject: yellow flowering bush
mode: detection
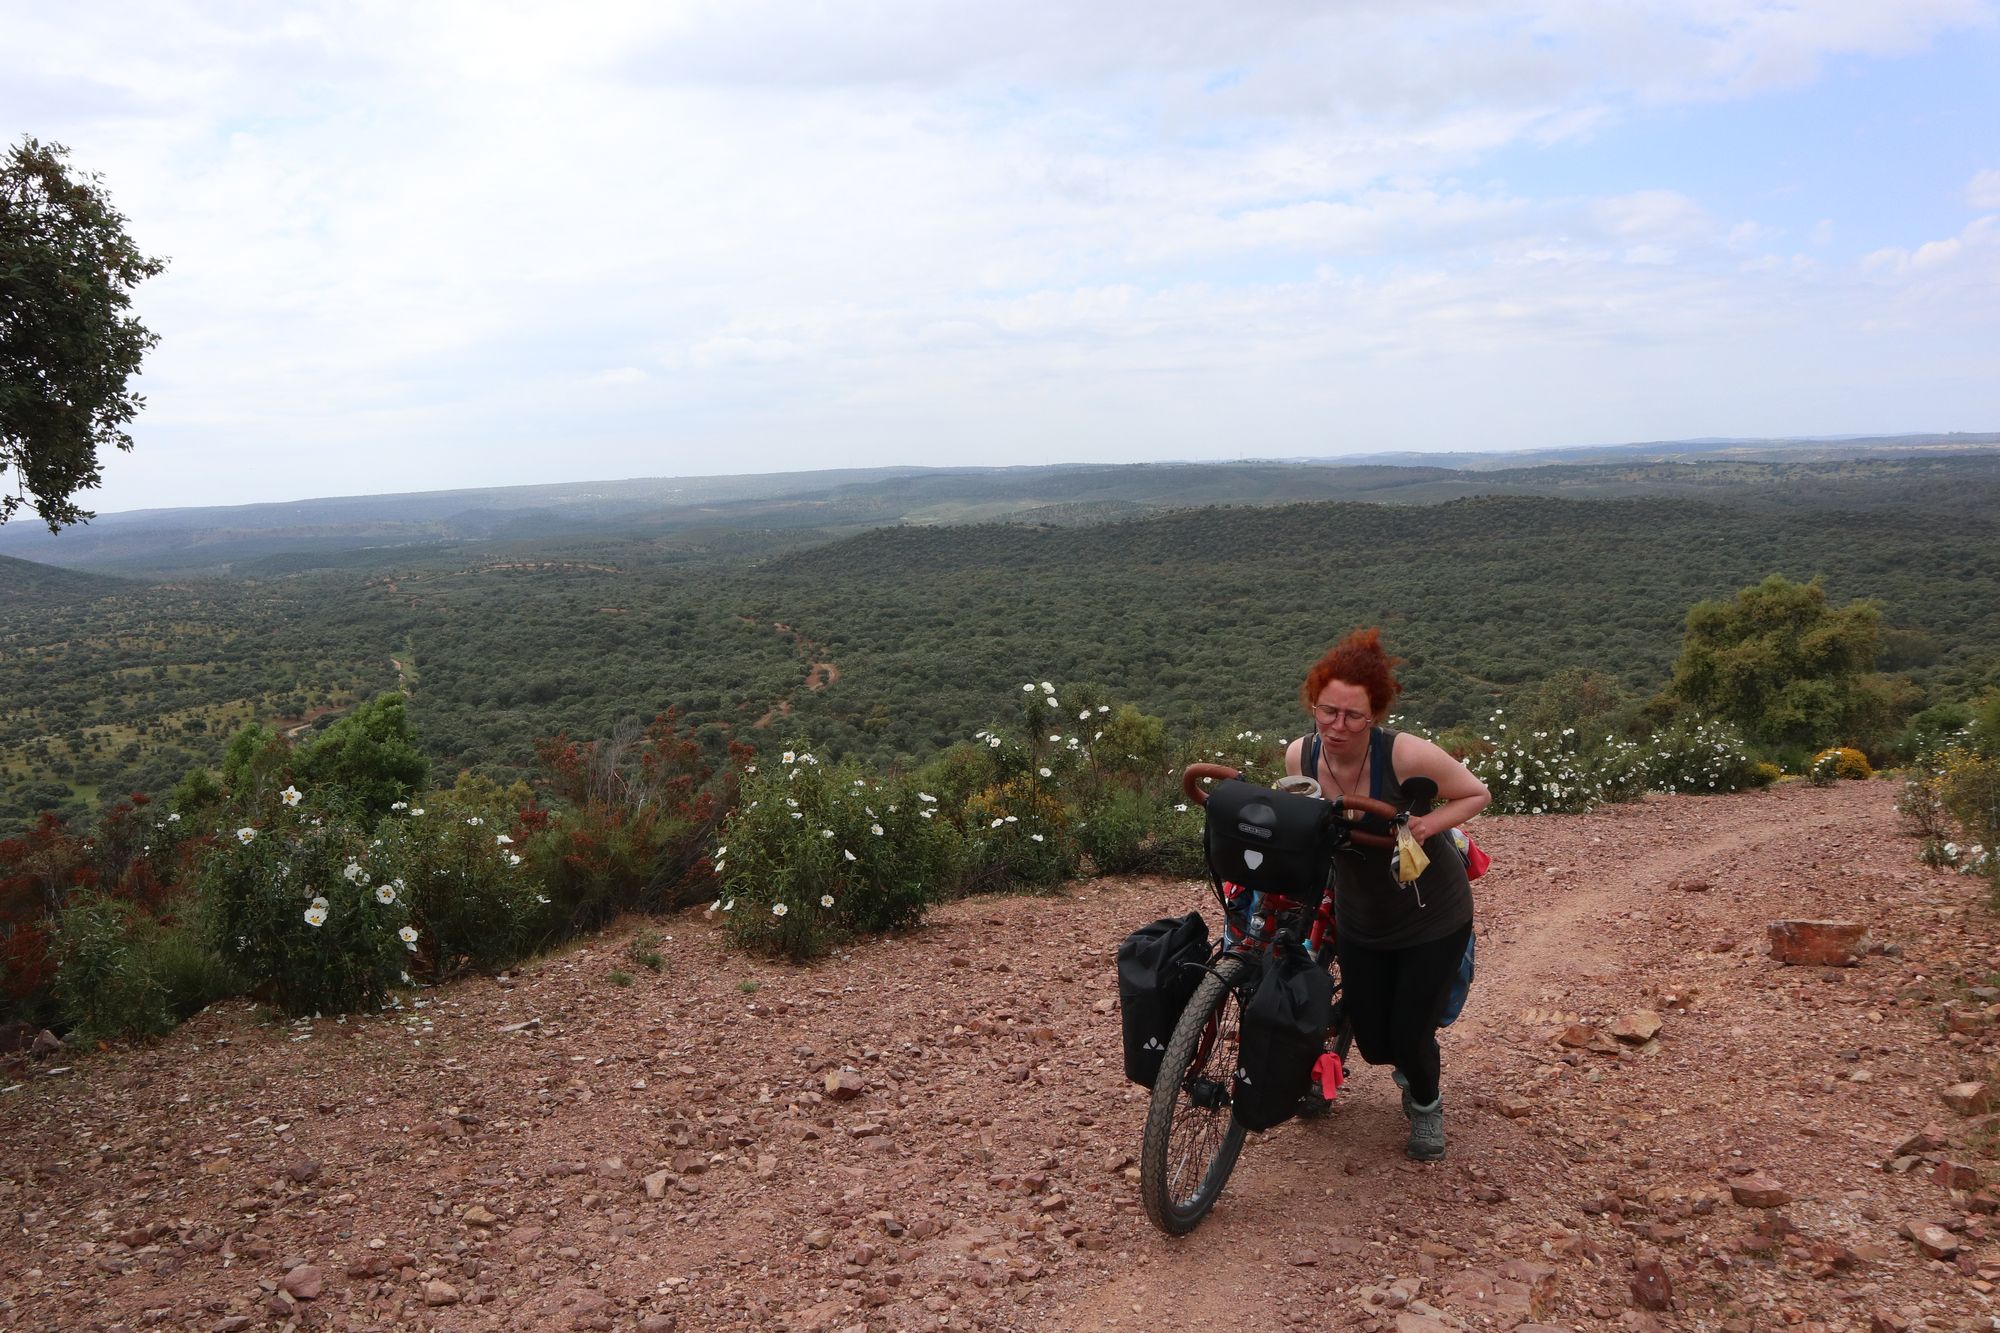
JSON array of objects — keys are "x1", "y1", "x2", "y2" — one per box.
[{"x1": 1808, "y1": 747, "x2": 1873, "y2": 785}]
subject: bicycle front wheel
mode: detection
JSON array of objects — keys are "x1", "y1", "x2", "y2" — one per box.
[{"x1": 1140, "y1": 954, "x2": 1250, "y2": 1235}]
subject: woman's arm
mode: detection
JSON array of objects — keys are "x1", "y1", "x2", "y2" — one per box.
[
  {"x1": 1283, "y1": 736, "x2": 1305, "y2": 779},
  {"x1": 1391, "y1": 732, "x2": 1491, "y2": 843}
]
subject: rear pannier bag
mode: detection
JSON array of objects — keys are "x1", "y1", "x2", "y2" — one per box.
[
  {"x1": 1116, "y1": 912, "x2": 1212, "y2": 1087},
  {"x1": 1202, "y1": 779, "x2": 1338, "y2": 899},
  {"x1": 1231, "y1": 943, "x2": 1333, "y2": 1132}
]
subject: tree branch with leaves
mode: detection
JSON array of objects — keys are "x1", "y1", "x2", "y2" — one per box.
[{"x1": 1, "y1": 137, "x2": 166, "y2": 532}]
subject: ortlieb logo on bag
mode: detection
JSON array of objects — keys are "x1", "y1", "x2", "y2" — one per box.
[
  {"x1": 1231, "y1": 943, "x2": 1332, "y2": 1132},
  {"x1": 1116, "y1": 912, "x2": 1211, "y2": 1087},
  {"x1": 1202, "y1": 779, "x2": 1337, "y2": 898}
]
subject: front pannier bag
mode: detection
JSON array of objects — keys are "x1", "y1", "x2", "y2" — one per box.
[
  {"x1": 1232, "y1": 942, "x2": 1332, "y2": 1131},
  {"x1": 1116, "y1": 912, "x2": 1212, "y2": 1087},
  {"x1": 1202, "y1": 779, "x2": 1337, "y2": 899}
]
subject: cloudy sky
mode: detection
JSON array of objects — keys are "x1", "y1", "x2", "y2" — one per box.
[{"x1": 4, "y1": 1, "x2": 1998, "y2": 515}]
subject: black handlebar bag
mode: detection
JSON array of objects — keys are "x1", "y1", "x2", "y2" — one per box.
[
  {"x1": 1202, "y1": 779, "x2": 1338, "y2": 899},
  {"x1": 1116, "y1": 912, "x2": 1212, "y2": 1087}
]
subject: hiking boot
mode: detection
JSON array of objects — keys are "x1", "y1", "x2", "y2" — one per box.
[{"x1": 1405, "y1": 1095, "x2": 1445, "y2": 1161}]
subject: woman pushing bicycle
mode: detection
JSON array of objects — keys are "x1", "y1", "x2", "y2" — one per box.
[{"x1": 1284, "y1": 628, "x2": 1490, "y2": 1161}]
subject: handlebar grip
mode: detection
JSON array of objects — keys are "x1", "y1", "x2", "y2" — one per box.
[
  {"x1": 1180, "y1": 763, "x2": 1239, "y2": 807},
  {"x1": 1332, "y1": 794, "x2": 1399, "y2": 849},
  {"x1": 1331, "y1": 793, "x2": 1398, "y2": 821}
]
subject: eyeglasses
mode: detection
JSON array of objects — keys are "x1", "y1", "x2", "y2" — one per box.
[{"x1": 1310, "y1": 705, "x2": 1373, "y2": 729}]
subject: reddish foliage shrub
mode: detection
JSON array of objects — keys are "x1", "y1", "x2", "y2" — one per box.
[{"x1": 528, "y1": 712, "x2": 749, "y2": 928}]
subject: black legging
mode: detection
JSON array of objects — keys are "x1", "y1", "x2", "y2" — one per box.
[{"x1": 1335, "y1": 922, "x2": 1472, "y2": 1107}]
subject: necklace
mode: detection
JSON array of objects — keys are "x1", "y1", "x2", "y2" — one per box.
[{"x1": 1322, "y1": 732, "x2": 1369, "y2": 798}]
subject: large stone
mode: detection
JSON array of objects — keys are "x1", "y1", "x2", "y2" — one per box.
[
  {"x1": 1728, "y1": 1175, "x2": 1790, "y2": 1208},
  {"x1": 1942, "y1": 1082, "x2": 1995, "y2": 1116},
  {"x1": 1610, "y1": 1011, "x2": 1663, "y2": 1045},
  {"x1": 825, "y1": 1069, "x2": 866, "y2": 1101},
  {"x1": 423, "y1": 1280, "x2": 461, "y2": 1306},
  {"x1": 1498, "y1": 1258, "x2": 1558, "y2": 1316},
  {"x1": 1442, "y1": 1268, "x2": 1538, "y2": 1318},
  {"x1": 280, "y1": 1264, "x2": 322, "y2": 1300},
  {"x1": 1901, "y1": 1222, "x2": 1958, "y2": 1260},
  {"x1": 1933, "y1": 1161, "x2": 1985, "y2": 1191},
  {"x1": 1891, "y1": 1125, "x2": 1949, "y2": 1157},
  {"x1": 1766, "y1": 920, "x2": 1865, "y2": 967},
  {"x1": 1629, "y1": 1260, "x2": 1672, "y2": 1311}
]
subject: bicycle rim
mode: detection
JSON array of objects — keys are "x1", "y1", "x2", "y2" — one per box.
[{"x1": 1139, "y1": 955, "x2": 1250, "y2": 1235}]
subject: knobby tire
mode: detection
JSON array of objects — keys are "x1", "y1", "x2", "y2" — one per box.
[{"x1": 1140, "y1": 954, "x2": 1250, "y2": 1235}]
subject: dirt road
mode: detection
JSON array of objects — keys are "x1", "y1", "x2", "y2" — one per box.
[{"x1": 3, "y1": 779, "x2": 1995, "y2": 1332}]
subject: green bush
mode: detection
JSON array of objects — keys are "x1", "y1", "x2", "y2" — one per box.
[
  {"x1": 294, "y1": 694, "x2": 428, "y2": 822},
  {"x1": 961, "y1": 770, "x2": 1077, "y2": 892},
  {"x1": 195, "y1": 792, "x2": 413, "y2": 1015},
  {"x1": 1897, "y1": 702, "x2": 1975, "y2": 763},
  {"x1": 714, "y1": 750, "x2": 959, "y2": 960},
  {"x1": 55, "y1": 893, "x2": 235, "y2": 1040},
  {"x1": 372, "y1": 794, "x2": 555, "y2": 981},
  {"x1": 1930, "y1": 747, "x2": 2000, "y2": 894},
  {"x1": 1074, "y1": 786, "x2": 1152, "y2": 875},
  {"x1": 1075, "y1": 787, "x2": 1206, "y2": 878}
]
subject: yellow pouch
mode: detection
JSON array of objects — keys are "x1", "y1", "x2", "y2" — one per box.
[{"x1": 1395, "y1": 825, "x2": 1430, "y2": 884}]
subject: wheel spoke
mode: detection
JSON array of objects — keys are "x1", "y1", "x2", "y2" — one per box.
[{"x1": 1140, "y1": 956, "x2": 1252, "y2": 1232}]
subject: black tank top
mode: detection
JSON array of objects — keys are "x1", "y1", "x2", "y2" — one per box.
[{"x1": 1307, "y1": 727, "x2": 1474, "y2": 950}]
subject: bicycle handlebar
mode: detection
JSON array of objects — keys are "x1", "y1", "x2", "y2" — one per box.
[{"x1": 1179, "y1": 763, "x2": 1399, "y2": 848}]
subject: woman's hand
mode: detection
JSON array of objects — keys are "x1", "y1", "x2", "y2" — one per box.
[{"x1": 1392, "y1": 733, "x2": 1491, "y2": 841}]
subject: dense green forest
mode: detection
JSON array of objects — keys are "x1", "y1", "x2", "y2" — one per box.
[{"x1": 3, "y1": 454, "x2": 1997, "y2": 831}]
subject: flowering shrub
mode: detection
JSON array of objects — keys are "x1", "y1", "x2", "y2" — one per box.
[
  {"x1": 713, "y1": 751, "x2": 958, "y2": 960},
  {"x1": 1611, "y1": 717, "x2": 1770, "y2": 797},
  {"x1": 195, "y1": 791, "x2": 414, "y2": 1015},
  {"x1": 1466, "y1": 713, "x2": 1766, "y2": 815},
  {"x1": 371, "y1": 791, "x2": 556, "y2": 981},
  {"x1": 1464, "y1": 715, "x2": 1633, "y2": 815},
  {"x1": 962, "y1": 771, "x2": 1077, "y2": 891},
  {"x1": 1905, "y1": 745, "x2": 2000, "y2": 892},
  {"x1": 1808, "y1": 746, "x2": 1873, "y2": 785}
]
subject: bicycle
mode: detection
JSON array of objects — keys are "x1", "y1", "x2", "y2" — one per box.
[{"x1": 1138, "y1": 761, "x2": 1417, "y2": 1235}]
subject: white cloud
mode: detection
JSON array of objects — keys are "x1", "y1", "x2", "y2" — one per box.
[
  {"x1": 1971, "y1": 168, "x2": 2000, "y2": 211},
  {"x1": 1, "y1": 0, "x2": 1995, "y2": 510}
]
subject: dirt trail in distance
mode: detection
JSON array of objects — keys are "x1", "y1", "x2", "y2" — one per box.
[{"x1": 3, "y1": 780, "x2": 1995, "y2": 1333}]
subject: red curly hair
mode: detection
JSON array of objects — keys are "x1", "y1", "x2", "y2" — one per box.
[{"x1": 1300, "y1": 627, "x2": 1403, "y2": 719}]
